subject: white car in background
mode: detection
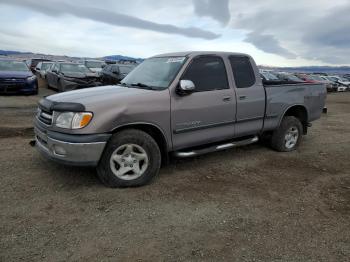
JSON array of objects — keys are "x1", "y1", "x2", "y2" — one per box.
[
  {"x1": 35, "y1": 61, "x2": 54, "y2": 79},
  {"x1": 328, "y1": 76, "x2": 350, "y2": 91}
]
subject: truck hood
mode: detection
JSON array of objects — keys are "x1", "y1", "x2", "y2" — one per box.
[
  {"x1": 0, "y1": 70, "x2": 33, "y2": 79},
  {"x1": 47, "y1": 85, "x2": 155, "y2": 108}
]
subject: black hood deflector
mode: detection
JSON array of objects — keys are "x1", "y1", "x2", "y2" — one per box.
[{"x1": 38, "y1": 97, "x2": 85, "y2": 112}]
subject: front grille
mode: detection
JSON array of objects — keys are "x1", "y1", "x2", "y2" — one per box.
[
  {"x1": 70, "y1": 77, "x2": 98, "y2": 85},
  {"x1": 38, "y1": 108, "x2": 53, "y2": 125},
  {"x1": 0, "y1": 78, "x2": 26, "y2": 84},
  {"x1": 0, "y1": 78, "x2": 26, "y2": 93}
]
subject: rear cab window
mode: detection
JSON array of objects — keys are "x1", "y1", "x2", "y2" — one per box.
[{"x1": 229, "y1": 56, "x2": 256, "y2": 88}]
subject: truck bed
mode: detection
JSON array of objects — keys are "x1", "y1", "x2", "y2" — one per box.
[{"x1": 263, "y1": 83, "x2": 327, "y2": 131}]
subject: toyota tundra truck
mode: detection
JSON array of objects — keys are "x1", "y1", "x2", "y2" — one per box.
[{"x1": 34, "y1": 52, "x2": 326, "y2": 187}]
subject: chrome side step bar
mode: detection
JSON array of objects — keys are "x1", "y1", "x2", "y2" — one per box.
[{"x1": 174, "y1": 136, "x2": 259, "y2": 158}]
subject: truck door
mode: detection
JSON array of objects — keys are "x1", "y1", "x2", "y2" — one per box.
[
  {"x1": 171, "y1": 55, "x2": 236, "y2": 150},
  {"x1": 228, "y1": 56, "x2": 265, "y2": 136}
]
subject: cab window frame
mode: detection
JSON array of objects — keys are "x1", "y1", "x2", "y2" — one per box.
[{"x1": 229, "y1": 55, "x2": 256, "y2": 89}]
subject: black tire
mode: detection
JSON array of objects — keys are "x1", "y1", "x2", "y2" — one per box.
[
  {"x1": 97, "y1": 129, "x2": 161, "y2": 188},
  {"x1": 33, "y1": 82, "x2": 39, "y2": 95},
  {"x1": 270, "y1": 116, "x2": 303, "y2": 152}
]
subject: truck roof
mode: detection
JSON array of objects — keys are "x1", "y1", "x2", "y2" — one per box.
[{"x1": 152, "y1": 51, "x2": 250, "y2": 58}]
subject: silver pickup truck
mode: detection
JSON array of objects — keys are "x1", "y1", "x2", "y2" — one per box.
[{"x1": 34, "y1": 51, "x2": 326, "y2": 187}]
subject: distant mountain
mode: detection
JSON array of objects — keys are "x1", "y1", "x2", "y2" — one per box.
[
  {"x1": 0, "y1": 50, "x2": 33, "y2": 56},
  {"x1": 103, "y1": 55, "x2": 144, "y2": 62}
]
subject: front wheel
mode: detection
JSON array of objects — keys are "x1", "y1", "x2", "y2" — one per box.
[
  {"x1": 97, "y1": 129, "x2": 161, "y2": 187},
  {"x1": 270, "y1": 116, "x2": 303, "y2": 152}
]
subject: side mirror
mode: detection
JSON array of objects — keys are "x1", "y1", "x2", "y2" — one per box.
[
  {"x1": 177, "y1": 80, "x2": 195, "y2": 95},
  {"x1": 101, "y1": 64, "x2": 106, "y2": 68},
  {"x1": 52, "y1": 69, "x2": 58, "y2": 74}
]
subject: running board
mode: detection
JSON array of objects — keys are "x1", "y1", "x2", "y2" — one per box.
[{"x1": 174, "y1": 136, "x2": 259, "y2": 158}]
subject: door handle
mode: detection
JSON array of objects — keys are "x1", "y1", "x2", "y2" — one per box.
[
  {"x1": 223, "y1": 96, "x2": 232, "y2": 102},
  {"x1": 239, "y1": 95, "x2": 247, "y2": 100}
]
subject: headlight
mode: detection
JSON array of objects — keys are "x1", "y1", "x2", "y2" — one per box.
[
  {"x1": 27, "y1": 75, "x2": 36, "y2": 81},
  {"x1": 55, "y1": 112, "x2": 93, "y2": 129}
]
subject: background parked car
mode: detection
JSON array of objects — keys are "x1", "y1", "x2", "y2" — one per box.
[
  {"x1": 322, "y1": 76, "x2": 340, "y2": 85},
  {"x1": 295, "y1": 74, "x2": 318, "y2": 83},
  {"x1": 0, "y1": 59, "x2": 38, "y2": 95},
  {"x1": 100, "y1": 63, "x2": 136, "y2": 85},
  {"x1": 46, "y1": 62, "x2": 102, "y2": 92},
  {"x1": 25, "y1": 58, "x2": 51, "y2": 73},
  {"x1": 80, "y1": 60, "x2": 106, "y2": 74},
  {"x1": 327, "y1": 76, "x2": 350, "y2": 91},
  {"x1": 275, "y1": 72, "x2": 305, "y2": 83},
  {"x1": 260, "y1": 70, "x2": 279, "y2": 81},
  {"x1": 343, "y1": 74, "x2": 350, "y2": 81},
  {"x1": 35, "y1": 61, "x2": 53, "y2": 79},
  {"x1": 310, "y1": 74, "x2": 337, "y2": 92}
]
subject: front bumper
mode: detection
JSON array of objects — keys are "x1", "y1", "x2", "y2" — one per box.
[
  {"x1": 0, "y1": 80, "x2": 37, "y2": 94},
  {"x1": 34, "y1": 126, "x2": 110, "y2": 166},
  {"x1": 61, "y1": 79, "x2": 102, "y2": 91}
]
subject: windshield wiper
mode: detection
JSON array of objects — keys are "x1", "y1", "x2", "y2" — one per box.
[
  {"x1": 130, "y1": 83, "x2": 157, "y2": 90},
  {"x1": 118, "y1": 82, "x2": 132, "y2": 88}
]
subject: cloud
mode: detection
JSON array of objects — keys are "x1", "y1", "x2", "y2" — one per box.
[
  {"x1": 1, "y1": 0, "x2": 349, "y2": 65},
  {"x1": 300, "y1": 5, "x2": 350, "y2": 64},
  {"x1": 193, "y1": 0, "x2": 231, "y2": 25},
  {"x1": 0, "y1": 0, "x2": 220, "y2": 40},
  {"x1": 230, "y1": 0, "x2": 350, "y2": 64},
  {"x1": 245, "y1": 31, "x2": 297, "y2": 59}
]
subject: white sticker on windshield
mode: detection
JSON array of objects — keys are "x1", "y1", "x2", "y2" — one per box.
[{"x1": 166, "y1": 57, "x2": 185, "y2": 63}]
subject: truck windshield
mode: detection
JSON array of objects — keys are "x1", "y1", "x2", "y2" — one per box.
[{"x1": 121, "y1": 57, "x2": 186, "y2": 90}]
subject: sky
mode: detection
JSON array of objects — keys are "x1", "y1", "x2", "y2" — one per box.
[{"x1": 0, "y1": 0, "x2": 349, "y2": 66}]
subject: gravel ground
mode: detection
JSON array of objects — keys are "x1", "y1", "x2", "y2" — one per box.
[{"x1": 0, "y1": 89, "x2": 349, "y2": 261}]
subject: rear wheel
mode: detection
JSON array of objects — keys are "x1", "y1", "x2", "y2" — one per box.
[
  {"x1": 97, "y1": 129, "x2": 161, "y2": 187},
  {"x1": 270, "y1": 116, "x2": 303, "y2": 152}
]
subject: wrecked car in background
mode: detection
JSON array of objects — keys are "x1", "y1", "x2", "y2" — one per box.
[
  {"x1": 46, "y1": 62, "x2": 102, "y2": 92},
  {"x1": 100, "y1": 63, "x2": 136, "y2": 85}
]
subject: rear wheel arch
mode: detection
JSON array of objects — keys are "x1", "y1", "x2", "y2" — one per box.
[
  {"x1": 280, "y1": 105, "x2": 308, "y2": 134},
  {"x1": 111, "y1": 123, "x2": 169, "y2": 165}
]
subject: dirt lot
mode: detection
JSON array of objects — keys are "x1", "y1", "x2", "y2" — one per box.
[{"x1": 0, "y1": 88, "x2": 349, "y2": 261}]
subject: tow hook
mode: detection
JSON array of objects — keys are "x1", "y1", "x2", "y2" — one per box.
[{"x1": 29, "y1": 140, "x2": 36, "y2": 147}]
